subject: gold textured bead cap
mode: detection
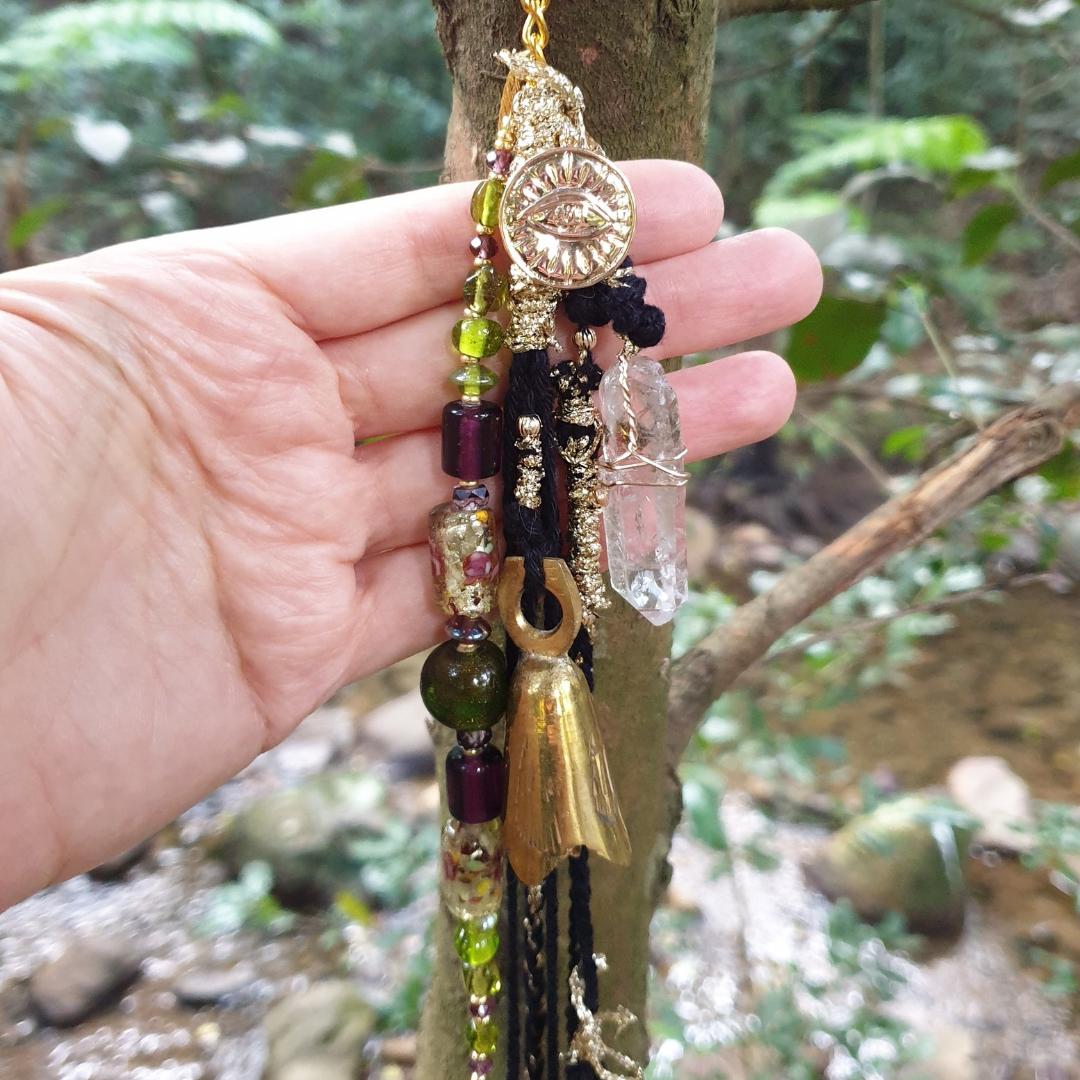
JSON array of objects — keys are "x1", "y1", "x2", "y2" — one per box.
[{"x1": 498, "y1": 557, "x2": 631, "y2": 886}]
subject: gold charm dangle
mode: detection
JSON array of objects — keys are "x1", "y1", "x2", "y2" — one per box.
[
  {"x1": 498, "y1": 556, "x2": 631, "y2": 886},
  {"x1": 553, "y1": 327, "x2": 609, "y2": 636},
  {"x1": 514, "y1": 415, "x2": 544, "y2": 510}
]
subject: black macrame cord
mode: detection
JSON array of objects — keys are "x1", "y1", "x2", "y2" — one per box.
[{"x1": 501, "y1": 262, "x2": 665, "y2": 1080}]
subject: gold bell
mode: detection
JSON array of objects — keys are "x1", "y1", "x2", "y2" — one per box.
[{"x1": 498, "y1": 556, "x2": 631, "y2": 886}]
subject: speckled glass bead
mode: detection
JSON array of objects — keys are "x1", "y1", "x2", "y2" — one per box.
[
  {"x1": 452, "y1": 318, "x2": 504, "y2": 360},
  {"x1": 454, "y1": 913, "x2": 499, "y2": 967},
  {"x1": 443, "y1": 400, "x2": 502, "y2": 480},
  {"x1": 450, "y1": 363, "x2": 499, "y2": 399},
  {"x1": 421, "y1": 640, "x2": 507, "y2": 731},
  {"x1": 466, "y1": 1017, "x2": 498, "y2": 1056},
  {"x1": 428, "y1": 503, "x2": 499, "y2": 618},
  {"x1": 463, "y1": 960, "x2": 502, "y2": 1001},
  {"x1": 463, "y1": 265, "x2": 509, "y2": 316},
  {"x1": 440, "y1": 818, "x2": 504, "y2": 920},
  {"x1": 470, "y1": 178, "x2": 506, "y2": 232}
]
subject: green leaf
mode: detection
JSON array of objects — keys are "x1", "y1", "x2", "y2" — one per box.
[
  {"x1": 6, "y1": 197, "x2": 68, "y2": 249},
  {"x1": 786, "y1": 294, "x2": 887, "y2": 383},
  {"x1": 961, "y1": 202, "x2": 1018, "y2": 266},
  {"x1": 881, "y1": 424, "x2": 926, "y2": 463},
  {"x1": 1041, "y1": 147, "x2": 1080, "y2": 193},
  {"x1": 948, "y1": 167, "x2": 1000, "y2": 199},
  {"x1": 1038, "y1": 445, "x2": 1080, "y2": 500},
  {"x1": 681, "y1": 775, "x2": 729, "y2": 853},
  {"x1": 765, "y1": 114, "x2": 989, "y2": 199},
  {"x1": 290, "y1": 148, "x2": 368, "y2": 209}
]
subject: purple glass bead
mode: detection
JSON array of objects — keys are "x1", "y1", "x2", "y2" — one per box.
[
  {"x1": 453, "y1": 484, "x2": 490, "y2": 511},
  {"x1": 446, "y1": 744, "x2": 506, "y2": 824},
  {"x1": 470, "y1": 234, "x2": 498, "y2": 261},
  {"x1": 470, "y1": 998, "x2": 495, "y2": 1020},
  {"x1": 458, "y1": 728, "x2": 493, "y2": 751},
  {"x1": 486, "y1": 149, "x2": 512, "y2": 176},
  {"x1": 447, "y1": 615, "x2": 492, "y2": 644},
  {"x1": 470, "y1": 1055, "x2": 494, "y2": 1078},
  {"x1": 443, "y1": 401, "x2": 502, "y2": 480}
]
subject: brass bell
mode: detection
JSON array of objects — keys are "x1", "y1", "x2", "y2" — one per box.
[{"x1": 498, "y1": 556, "x2": 631, "y2": 886}]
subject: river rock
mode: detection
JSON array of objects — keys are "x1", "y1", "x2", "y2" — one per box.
[
  {"x1": 804, "y1": 794, "x2": 974, "y2": 935},
  {"x1": 29, "y1": 935, "x2": 142, "y2": 1027},
  {"x1": 174, "y1": 963, "x2": 257, "y2": 1007},
  {"x1": 946, "y1": 756, "x2": 1034, "y2": 853},
  {"x1": 211, "y1": 772, "x2": 384, "y2": 909},
  {"x1": 264, "y1": 980, "x2": 375, "y2": 1080}
]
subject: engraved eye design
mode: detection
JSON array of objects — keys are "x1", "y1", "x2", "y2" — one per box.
[{"x1": 525, "y1": 189, "x2": 616, "y2": 241}]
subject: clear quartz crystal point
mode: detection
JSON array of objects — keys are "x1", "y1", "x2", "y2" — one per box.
[{"x1": 598, "y1": 353, "x2": 688, "y2": 626}]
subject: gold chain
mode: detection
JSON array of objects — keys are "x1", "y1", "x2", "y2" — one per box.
[{"x1": 520, "y1": 0, "x2": 551, "y2": 62}]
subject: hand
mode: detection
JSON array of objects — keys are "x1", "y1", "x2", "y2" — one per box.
[{"x1": 0, "y1": 160, "x2": 820, "y2": 906}]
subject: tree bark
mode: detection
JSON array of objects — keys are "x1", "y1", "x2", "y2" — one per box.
[{"x1": 421, "y1": 3, "x2": 719, "y2": 1077}]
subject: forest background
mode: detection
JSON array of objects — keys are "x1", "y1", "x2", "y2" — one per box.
[{"x1": 2, "y1": 0, "x2": 1080, "y2": 1077}]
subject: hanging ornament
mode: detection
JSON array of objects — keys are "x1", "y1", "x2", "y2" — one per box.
[
  {"x1": 598, "y1": 340, "x2": 689, "y2": 626},
  {"x1": 498, "y1": 556, "x2": 631, "y2": 887},
  {"x1": 420, "y1": 1, "x2": 685, "y2": 1075}
]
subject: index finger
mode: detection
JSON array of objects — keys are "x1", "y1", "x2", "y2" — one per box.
[{"x1": 195, "y1": 160, "x2": 724, "y2": 341}]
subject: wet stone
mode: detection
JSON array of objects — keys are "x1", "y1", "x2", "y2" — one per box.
[
  {"x1": 264, "y1": 980, "x2": 376, "y2": 1080},
  {"x1": 28, "y1": 934, "x2": 143, "y2": 1027},
  {"x1": 173, "y1": 962, "x2": 256, "y2": 1007}
]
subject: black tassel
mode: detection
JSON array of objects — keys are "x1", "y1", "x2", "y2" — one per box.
[
  {"x1": 506, "y1": 864, "x2": 521, "y2": 1079},
  {"x1": 565, "y1": 848, "x2": 599, "y2": 1080}
]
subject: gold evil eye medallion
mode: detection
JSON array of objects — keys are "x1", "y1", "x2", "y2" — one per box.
[{"x1": 499, "y1": 146, "x2": 636, "y2": 290}]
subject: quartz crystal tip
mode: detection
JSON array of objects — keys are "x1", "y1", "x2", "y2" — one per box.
[{"x1": 598, "y1": 353, "x2": 689, "y2": 626}]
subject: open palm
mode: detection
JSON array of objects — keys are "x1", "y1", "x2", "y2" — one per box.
[{"x1": 0, "y1": 161, "x2": 820, "y2": 907}]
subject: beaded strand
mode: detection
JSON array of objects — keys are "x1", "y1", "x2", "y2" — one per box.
[{"x1": 421, "y1": 146, "x2": 514, "y2": 1080}]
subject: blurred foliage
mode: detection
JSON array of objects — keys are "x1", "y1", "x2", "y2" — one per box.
[{"x1": 0, "y1": 0, "x2": 448, "y2": 262}]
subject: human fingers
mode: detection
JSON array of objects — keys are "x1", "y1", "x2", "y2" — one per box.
[
  {"x1": 355, "y1": 349, "x2": 793, "y2": 555},
  {"x1": 204, "y1": 160, "x2": 723, "y2": 341},
  {"x1": 346, "y1": 543, "x2": 445, "y2": 681},
  {"x1": 329, "y1": 227, "x2": 819, "y2": 440}
]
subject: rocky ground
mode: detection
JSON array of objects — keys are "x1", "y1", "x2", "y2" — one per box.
[{"x1": 2, "y1": 514, "x2": 1080, "y2": 1078}]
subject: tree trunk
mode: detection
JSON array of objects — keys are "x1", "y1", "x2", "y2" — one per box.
[{"x1": 419, "y1": 3, "x2": 719, "y2": 1076}]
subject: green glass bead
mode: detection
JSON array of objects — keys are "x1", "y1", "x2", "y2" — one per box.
[
  {"x1": 450, "y1": 364, "x2": 499, "y2": 398},
  {"x1": 470, "y1": 178, "x2": 506, "y2": 231},
  {"x1": 466, "y1": 1018, "x2": 499, "y2": 1056},
  {"x1": 463, "y1": 960, "x2": 502, "y2": 1000},
  {"x1": 421, "y1": 639, "x2": 507, "y2": 731},
  {"x1": 454, "y1": 913, "x2": 499, "y2": 967},
  {"x1": 452, "y1": 317, "x2": 504, "y2": 360},
  {"x1": 463, "y1": 265, "x2": 509, "y2": 316}
]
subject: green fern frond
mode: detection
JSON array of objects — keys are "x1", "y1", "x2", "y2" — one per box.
[{"x1": 765, "y1": 114, "x2": 990, "y2": 199}]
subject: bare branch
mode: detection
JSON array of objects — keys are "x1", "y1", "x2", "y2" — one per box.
[
  {"x1": 717, "y1": 0, "x2": 874, "y2": 23},
  {"x1": 666, "y1": 383, "x2": 1080, "y2": 761}
]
